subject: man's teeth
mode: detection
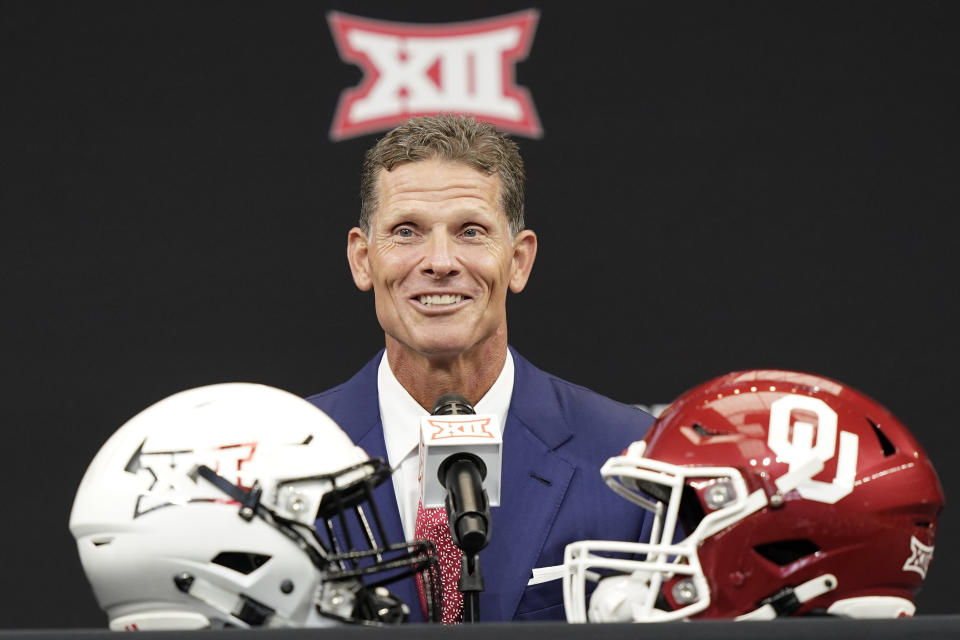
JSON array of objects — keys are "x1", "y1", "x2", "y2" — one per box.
[{"x1": 419, "y1": 294, "x2": 463, "y2": 306}]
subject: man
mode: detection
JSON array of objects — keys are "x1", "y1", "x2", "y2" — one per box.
[{"x1": 307, "y1": 114, "x2": 653, "y2": 622}]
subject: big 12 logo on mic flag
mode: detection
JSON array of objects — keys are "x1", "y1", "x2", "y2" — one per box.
[
  {"x1": 418, "y1": 414, "x2": 503, "y2": 509},
  {"x1": 328, "y1": 10, "x2": 541, "y2": 140}
]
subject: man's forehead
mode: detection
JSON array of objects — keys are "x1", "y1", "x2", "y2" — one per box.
[{"x1": 374, "y1": 159, "x2": 503, "y2": 212}]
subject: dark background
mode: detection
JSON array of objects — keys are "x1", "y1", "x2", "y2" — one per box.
[{"x1": 2, "y1": 0, "x2": 957, "y2": 627}]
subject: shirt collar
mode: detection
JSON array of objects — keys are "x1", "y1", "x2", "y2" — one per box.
[{"x1": 378, "y1": 350, "x2": 515, "y2": 466}]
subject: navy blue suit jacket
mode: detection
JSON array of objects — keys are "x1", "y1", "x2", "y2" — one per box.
[{"x1": 305, "y1": 347, "x2": 654, "y2": 622}]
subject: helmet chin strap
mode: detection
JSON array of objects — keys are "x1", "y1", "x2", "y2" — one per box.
[
  {"x1": 735, "y1": 573, "x2": 838, "y2": 620},
  {"x1": 173, "y1": 572, "x2": 279, "y2": 628}
]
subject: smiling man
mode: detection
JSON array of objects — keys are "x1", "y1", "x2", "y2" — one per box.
[
  {"x1": 347, "y1": 156, "x2": 535, "y2": 407},
  {"x1": 306, "y1": 115, "x2": 654, "y2": 623}
]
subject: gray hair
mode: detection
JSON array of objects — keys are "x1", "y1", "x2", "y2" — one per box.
[{"x1": 359, "y1": 114, "x2": 526, "y2": 236}]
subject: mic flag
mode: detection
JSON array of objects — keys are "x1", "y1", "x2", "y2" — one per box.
[{"x1": 418, "y1": 412, "x2": 502, "y2": 510}]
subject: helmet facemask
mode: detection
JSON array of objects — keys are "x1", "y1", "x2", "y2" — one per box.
[
  {"x1": 198, "y1": 457, "x2": 442, "y2": 625},
  {"x1": 563, "y1": 441, "x2": 768, "y2": 622}
]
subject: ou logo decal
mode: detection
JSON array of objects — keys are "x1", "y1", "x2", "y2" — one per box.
[{"x1": 767, "y1": 395, "x2": 859, "y2": 504}]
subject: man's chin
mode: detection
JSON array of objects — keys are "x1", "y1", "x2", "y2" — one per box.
[
  {"x1": 408, "y1": 340, "x2": 475, "y2": 359},
  {"x1": 388, "y1": 332, "x2": 499, "y2": 362}
]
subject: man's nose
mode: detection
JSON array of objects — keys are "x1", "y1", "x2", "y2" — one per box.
[{"x1": 422, "y1": 231, "x2": 459, "y2": 278}]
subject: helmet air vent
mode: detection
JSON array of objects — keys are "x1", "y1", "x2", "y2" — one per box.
[
  {"x1": 211, "y1": 551, "x2": 272, "y2": 575},
  {"x1": 753, "y1": 539, "x2": 820, "y2": 566},
  {"x1": 123, "y1": 441, "x2": 145, "y2": 474},
  {"x1": 867, "y1": 418, "x2": 897, "y2": 457},
  {"x1": 692, "y1": 423, "x2": 725, "y2": 437}
]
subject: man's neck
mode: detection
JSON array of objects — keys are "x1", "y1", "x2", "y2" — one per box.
[{"x1": 384, "y1": 334, "x2": 508, "y2": 411}]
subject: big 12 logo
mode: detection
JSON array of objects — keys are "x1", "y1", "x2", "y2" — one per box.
[
  {"x1": 130, "y1": 442, "x2": 258, "y2": 517},
  {"x1": 328, "y1": 10, "x2": 542, "y2": 140}
]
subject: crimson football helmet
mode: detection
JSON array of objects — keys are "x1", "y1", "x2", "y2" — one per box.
[{"x1": 563, "y1": 370, "x2": 943, "y2": 622}]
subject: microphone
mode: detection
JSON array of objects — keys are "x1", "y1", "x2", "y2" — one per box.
[
  {"x1": 433, "y1": 394, "x2": 489, "y2": 553},
  {"x1": 418, "y1": 394, "x2": 502, "y2": 554},
  {"x1": 431, "y1": 393, "x2": 475, "y2": 416},
  {"x1": 419, "y1": 393, "x2": 501, "y2": 623}
]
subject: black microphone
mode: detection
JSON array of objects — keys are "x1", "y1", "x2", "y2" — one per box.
[
  {"x1": 431, "y1": 393, "x2": 476, "y2": 416},
  {"x1": 431, "y1": 394, "x2": 492, "y2": 554}
]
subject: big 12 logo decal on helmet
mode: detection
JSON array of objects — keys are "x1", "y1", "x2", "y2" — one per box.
[
  {"x1": 767, "y1": 395, "x2": 859, "y2": 504},
  {"x1": 327, "y1": 11, "x2": 541, "y2": 140},
  {"x1": 129, "y1": 442, "x2": 258, "y2": 517},
  {"x1": 903, "y1": 536, "x2": 935, "y2": 578}
]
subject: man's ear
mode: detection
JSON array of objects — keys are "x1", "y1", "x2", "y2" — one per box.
[
  {"x1": 508, "y1": 229, "x2": 538, "y2": 293},
  {"x1": 347, "y1": 227, "x2": 373, "y2": 291}
]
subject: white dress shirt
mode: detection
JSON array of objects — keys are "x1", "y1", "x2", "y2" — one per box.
[{"x1": 378, "y1": 350, "x2": 514, "y2": 540}]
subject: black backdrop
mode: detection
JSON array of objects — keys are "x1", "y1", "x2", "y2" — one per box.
[{"x1": 2, "y1": 0, "x2": 958, "y2": 627}]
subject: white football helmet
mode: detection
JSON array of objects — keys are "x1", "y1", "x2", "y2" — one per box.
[{"x1": 70, "y1": 383, "x2": 441, "y2": 630}]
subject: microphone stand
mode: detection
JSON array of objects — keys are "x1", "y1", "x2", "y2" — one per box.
[
  {"x1": 439, "y1": 453, "x2": 491, "y2": 624},
  {"x1": 459, "y1": 552, "x2": 483, "y2": 623},
  {"x1": 432, "y1": 394, "x2": 493, "y2": 624}
]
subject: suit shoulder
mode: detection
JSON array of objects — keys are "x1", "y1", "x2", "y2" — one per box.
[
  {"x1": 303, "y1": 351, "x2": 383, "y2": 420},
  {"x1": 547, "y1": 374, "x2": 655, "y2": 434},
  {"x1": 510, "y1": 349, "x2": 654, "y2": 442},
  {"x1": 304, "y1": 383, "x2": 345, "y2": 410}
]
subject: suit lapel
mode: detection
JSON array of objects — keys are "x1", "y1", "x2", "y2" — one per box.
[{"x1": 478, "y1": 348, "x2": 575, "y2": 620}]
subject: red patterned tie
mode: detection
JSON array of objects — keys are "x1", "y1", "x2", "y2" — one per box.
[{"x1": 415, "y1": 501, "x2": 463, "y2": 624}]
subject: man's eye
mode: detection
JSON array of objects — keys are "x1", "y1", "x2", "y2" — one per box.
[
  {"x1": 396, "y1": 228, "x2": 414, "y2": 238},
  {"x1": 463, "y1": 228, "x2": 481, "y2": 238}
]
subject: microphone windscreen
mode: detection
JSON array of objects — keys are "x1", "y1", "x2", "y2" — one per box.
[{"x1": 431, "y1": 393, "x2": 476, "y2": 415}]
